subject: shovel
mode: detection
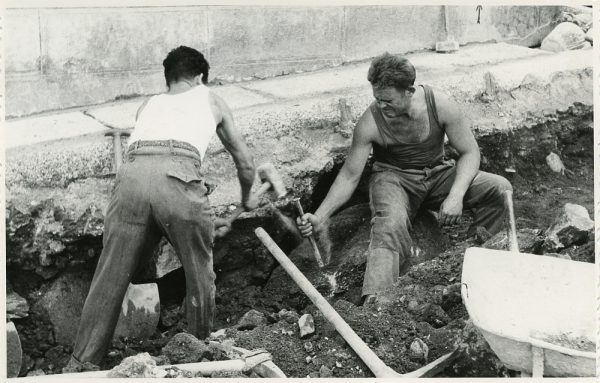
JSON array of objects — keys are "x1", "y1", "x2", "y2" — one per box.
[{"x1": 255, "y1": 227, "x2": 459, "y2": 378}]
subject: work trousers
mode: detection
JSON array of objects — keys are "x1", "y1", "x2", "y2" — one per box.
[
  {"x1": 72, "y1": 146, "x2": 216, "y2": 365},
  {"x1": 362, "y1": 161, "x2": 512, "y2": 296}
]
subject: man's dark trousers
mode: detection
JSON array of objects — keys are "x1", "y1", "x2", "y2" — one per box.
[{"x1": 72, "y1": 144, "x2": 216, "y2": 365}]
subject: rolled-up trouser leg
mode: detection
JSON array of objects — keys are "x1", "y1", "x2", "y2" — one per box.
[
  {"x1": 362, "y1": 170, "x2": 418, "y2": 297},
  {"x1": 155, "y1": 166, "x2": 216, "y2": 340}
]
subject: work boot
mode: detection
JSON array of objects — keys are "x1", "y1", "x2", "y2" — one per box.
[{"x1": 62, "y1": 355, "x2": 100, "y2": 374}]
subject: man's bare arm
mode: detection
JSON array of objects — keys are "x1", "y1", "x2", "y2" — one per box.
[
  {"x1": 313, "y1": 110, "x2": 374, "y2": 222},
  {"x1": 211, "y1": 93, "x2": 256, "y2": 209},
  {"x1": 436, "y1": 92, "x2": 480, "y2": 225}
]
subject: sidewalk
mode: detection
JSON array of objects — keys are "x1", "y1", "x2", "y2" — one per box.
[{"x1": 4, "y1": 42, "x2": 588, "y2": 150}]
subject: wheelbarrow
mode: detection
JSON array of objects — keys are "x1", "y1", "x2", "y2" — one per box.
[{"x1": 461, "y1": 247, "x2": 596, "y2": 377}]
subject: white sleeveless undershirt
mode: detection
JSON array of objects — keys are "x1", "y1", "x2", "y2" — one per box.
[{"x1": 129, "y1": 84, "x2": 217, "y2": 160}]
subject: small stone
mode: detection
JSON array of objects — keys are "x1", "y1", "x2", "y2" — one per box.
[
  {"x1": 319, "y1": 365, "x2": 333, "y2": 377},
  {"x1": 7, "y1": 290, "x2": 29, "y2": 319},
  {"x1": 210, "y1": 329, "x2": 227, "y2": 338},
  {"x1": 308, "y1": 372, "x2": 320, "y2": 378},
  {"x1": 278, "y1": 308, "x2": 300, "y2": 324},
  {"x1": 335, "y1": 361, "x2": 342, "y2": 368},
  {"x1": 236, "y1": 309, "x2": 267, "y2": 330},
  {"x1": 305, "y1": 356, "x2": 312, "y2": 364},
  {"x1": 107, "y1": 352, "x2": 161, "y2": 378},
  {"x1": 304, "y1": 341, "x2": 314, "y2": 353},
  {"x1": 546, "y1": 152, "x2": 566, "y2": 175},
  {"x1": 407, "y1": 300, "x2": 420, "y2": 311},
  {"x1": 161, "y1": 333, "x2": 209, "y2": 364},
  {"x1": 409, "y1": 338, "x2": 429, "y2": 361},
  {"x1": 298, "y1": 314, "x2": 315, "y2": 338}
]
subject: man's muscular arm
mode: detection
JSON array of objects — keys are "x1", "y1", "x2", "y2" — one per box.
[
  {"x1": 210, "y1": 92, "x2": 257, "y2": 211},
  {"x1": 297, "y1": 110, "x2": 374, "y2": 236},
  {"x1": 436, "y1": 92, "x2": 480, "y2": 226}
]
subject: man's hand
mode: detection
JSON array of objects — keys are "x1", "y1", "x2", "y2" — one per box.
[
  {"x1": 242, "y1": 193, "x2": 260, "y2": 212},
  {"x1": 214, "y1": 217, "x2": 232, "y2": 238},
  {"x1": 295, "y1": 213, "x2": 322, "y2": 237},
  {"x1": 438, "y1": 194, "x2": 463, "y2": 226}
]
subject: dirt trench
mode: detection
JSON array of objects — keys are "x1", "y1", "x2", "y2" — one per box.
[{"x1": 7, "y1": 105, "x2": 594, "y2": 378}]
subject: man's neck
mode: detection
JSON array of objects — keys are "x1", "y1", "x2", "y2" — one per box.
[{"x1": 168, "y1": 80, "x2": 198, "y2": 94}]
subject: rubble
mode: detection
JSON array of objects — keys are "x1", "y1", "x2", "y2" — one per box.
[{"x1": 107, "y1": 352, "x2": 163, "y2": 378}]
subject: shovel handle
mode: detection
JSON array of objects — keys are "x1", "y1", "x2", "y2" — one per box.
[
  {"x1": 255, "y1": 227, "x2": 398, "y2": 378},
  {"x1": 504, "y1": 190, "x2": 519, "y2": 253}
]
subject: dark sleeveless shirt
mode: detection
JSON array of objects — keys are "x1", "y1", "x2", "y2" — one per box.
[{"x1": 371, "y1": 85, "x2": 445, "y2": 170}]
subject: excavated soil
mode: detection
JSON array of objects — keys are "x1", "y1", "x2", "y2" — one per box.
[{"x1": 8, "y1": 107, "x2": 595, "y2": 377}]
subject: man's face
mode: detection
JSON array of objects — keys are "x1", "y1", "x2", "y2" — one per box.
[{"x1": 372, "y1": 86, "x2": 412, "y2": 118}]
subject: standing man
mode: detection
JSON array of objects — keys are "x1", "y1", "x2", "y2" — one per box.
[
  {"x1": 65, "y1": 46, "x2": 257, "y2": 371},
  {"x1": 297, "y1": 53, "x2": 512, "y2": 304}
]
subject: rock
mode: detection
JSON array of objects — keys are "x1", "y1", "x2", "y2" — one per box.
[
  {"x1": 303, "y1": 341, "x2": 314, "y2": 353},
  {"x1": 27, "y1": 369, "x2": 46, "y2": 376},
  {"x1": 278, "y1": 308, "x2": 300, "y2": 324},
  {"x1": 160, "y1": 302, "x2": 183, "y2": 328},
  {"x1": 37, "y1": 271, "x2": 91, "y2": 345},
  {"x1": 409, "y1": 338, "x2": 429, "y2": 361},
  {"x1": 543, "y1": 203, "x2": 594, "y2": 251},
  {"x1": 452, "y1": 320, "x2": 509, "y2": 377},
  {"x1": 114, "y1": 283, "x2": 160, "y2": 340},
  {"x1": 236, "y1": 309, "x2": 267, "y2": 331},
  {"x1": 319, "y1": 365, "x2": 333, "y2": 377},
  {"x1": 298, "y1": 314, "x2": 315, "y2": 338},
  {"x1": 107, "y1": 352, "x2": 164, "y2": 378},
  {"x1": 20, "y1": 353, "x2": 35, "y2": 376},
  {"x1": 545, "y1": 152, "x2": 566, "y2": 174},
  {"x1": 441, "y1": 283, "x2": 463, "y2": 311},
  {"x1": 585, "y1": 27, "x2": 593, "y2": 42},
  {"x1": 541, "y1": 22, "x2": 587, "y2": 52},
  {"x1": 7, "y1": 290, "x2": 29, "y2": 319},
  {"x1": 210, "y1": 328, "x2": 227, "y2": 338},
  {"x1": 161, "y1": 332, "x2": 210, "y2": 364},
  {"x1": 572, "y1": 13, "x2": 593, "y2": 32},
  {"x1": 7, "y1": 321, "x2": 22, "y2": 378},
  {"x1": 482, "y1": 228, "x2": 543, "y2": 253},
  {"x1": 544, "y1": 252, "x2": 572, "y2": 260},
  {"x1": 416, "y1": 303, "x2": 451, "y2": 328}
]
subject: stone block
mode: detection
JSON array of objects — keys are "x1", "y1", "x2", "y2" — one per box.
[
  {"x1": 236, "y1": 309, "x2": 267, "y2": 331},
  {"x1": 543, "y1": 203, "x2": 594, "y2": 251},
  {"x1": 161, "y1": 332, "x2": 210, "y2": 364},
  {"x1": 7, "y1": 290, "x2": 30, "y2": 319},
  {"x1": 114, "y1": 283, "x2": 160, "y2": 340}
]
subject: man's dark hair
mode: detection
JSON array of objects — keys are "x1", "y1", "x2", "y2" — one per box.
[
  {"x1": 367, "y1": 52, "x2": 416, "y2": 91},
  {"x1": 163, "y1": 46, "x2": 210, "y2": 87}
]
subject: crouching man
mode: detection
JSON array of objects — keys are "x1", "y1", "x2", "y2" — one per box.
[{"x1": 296, "y1": 53, "x2": 512, "y2": 304}]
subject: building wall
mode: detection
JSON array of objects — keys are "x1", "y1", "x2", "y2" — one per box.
[{"x1": 5, "y1": 5, "x2": 562, "y2": 117}]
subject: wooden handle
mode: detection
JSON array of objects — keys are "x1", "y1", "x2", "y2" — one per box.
[
  {"x1": 255, "y1": 227, "x2": 398, "y2": 378},
  {"x1": 504, "y1": 190, "x2": 519, "y2": 253},
  {"x1": 294, "y1": 199, "x2": 325, "y2": 268}
]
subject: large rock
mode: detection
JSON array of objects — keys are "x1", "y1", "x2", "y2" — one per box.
[
  {"x1": 37, "y1": 271, "x2": 92, "y2": 345},
  {"x1": 108, "y1": 352, "x2": 166, "y2": 378},
  {"x1": 541, "y1": 22, "x2": 587, "y2": 52},
  {"x1": 161, "y1": 332, "x2": 210, "y2": 364},
  {"x1": 7, "y1": 321, "x2": 23, "y2": 378},
  {"x1": 236, "y1": 309, "x2": 267, "y2": 331},
  {"x1": 114, "y1": 283, "x2": 160, "y2": 340},
  {"x1": 543, "y1": 203, "x2": 593, "y2": 252},
  {"x1": 7, "y1": 290, "x2": 29, "y2": 319}
]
